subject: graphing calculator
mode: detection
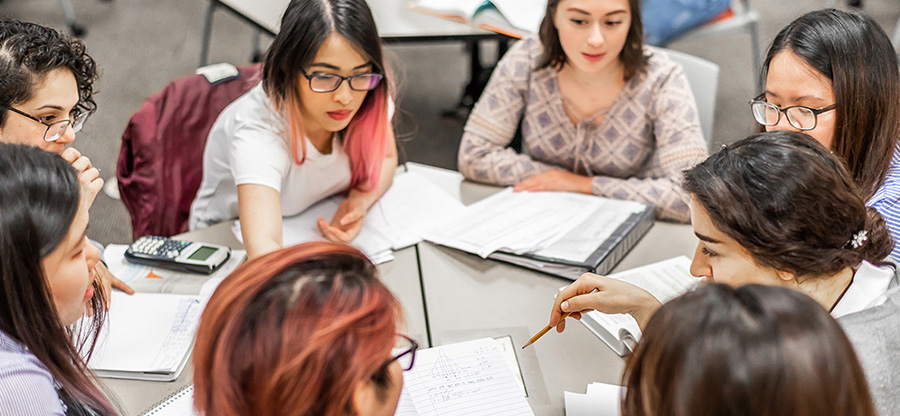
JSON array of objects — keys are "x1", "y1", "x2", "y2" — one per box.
[{"x1": 124, "y1": 236, "x2": 231, "y2": 274}]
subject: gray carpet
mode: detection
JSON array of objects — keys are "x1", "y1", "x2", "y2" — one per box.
[{"x1": 2, "y1": 0, "x2": 898, "y2": 245}]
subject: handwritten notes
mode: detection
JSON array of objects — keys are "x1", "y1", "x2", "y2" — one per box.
[{"x1": 395, "y1": 338, "x2": 534, "y2": 416}]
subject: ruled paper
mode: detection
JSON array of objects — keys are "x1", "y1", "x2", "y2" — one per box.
[{"x1": 397, "y1": 338, "x2": 534, "y2": 416}]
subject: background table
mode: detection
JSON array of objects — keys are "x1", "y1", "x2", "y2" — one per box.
[{"x1": 101, "y1": 163, "x2": 697, "y2": 415}]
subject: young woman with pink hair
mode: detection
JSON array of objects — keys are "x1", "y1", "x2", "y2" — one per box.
[{"x1": 190, "y1": 0, "x2": 397, "y2": 258}]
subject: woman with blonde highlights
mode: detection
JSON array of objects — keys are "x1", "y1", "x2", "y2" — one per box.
[
  {"x1": 193, "y1": 242, "x2": 414, "y2": 416},
  {"x1": 190, "y1": 0, "x2": 397, "y2": 259}
]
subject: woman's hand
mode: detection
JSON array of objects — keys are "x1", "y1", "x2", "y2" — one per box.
[
  {"x1": 549, "y1": 273, "x2": 662, "y2": 333},
  {"x1": 95, "y1": 262, "x2": 134, "y2": 310},
  {"x1": 317, "y1": 189, "x2": 373, "y2": 243},
  {"x1": 61, "y1": 147, "x2": 103, "y2": 205},
  {"x1": 513, "y1": 170, "x2": 592, "y2": 194}
]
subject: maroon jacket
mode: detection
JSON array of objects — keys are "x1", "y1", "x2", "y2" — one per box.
[{"x1": 117, "y1": 64, "x2": 261, "y2": 239}]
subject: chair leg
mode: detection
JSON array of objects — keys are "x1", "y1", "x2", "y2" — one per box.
[
  {"x1": 199, "y1": 0, "x2": 217, "y2": 67},
  {"x1": 251, "y1": 30, "x2": 264, "y2": 63},
  {"x1": 57, "y1": 0, "x2": 86, "y2": 37}
]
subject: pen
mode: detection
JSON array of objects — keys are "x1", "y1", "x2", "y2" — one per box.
[{"x1": 522, "y1": 287, "x2": 599, "y2": 349}]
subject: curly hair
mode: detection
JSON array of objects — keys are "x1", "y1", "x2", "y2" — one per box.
[
  {"x1": 683, "y1": 131, "x2": 892, "y2": 281},
  {"x1": 0, "y1": 19, "x2": 98, "y2": 126}
]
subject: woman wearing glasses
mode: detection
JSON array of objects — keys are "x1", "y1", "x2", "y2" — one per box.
[
  {"x1": 457, "y1": 0, "x2": 708, "y2": 222},
  {"x1": 189, "y1": 0, "x2": 397, "y2": 258},
  {"x1": 193, "y1": 242, "x2": 416, "y2": 416},
  {"x1": 0, "y1": 19, "x2": 133, "y2": 304},
  {"x1": 750, "y1": 9, "x2": 900, "y2": 261}
]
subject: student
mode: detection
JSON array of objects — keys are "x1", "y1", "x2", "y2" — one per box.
[
  {"x1": 0, "y1": 143, "x2": 118, "y2": 415},
  {"x1": 751, "y1": 9, "x2": 900, "y2": 261},
  {"x1": 623, "y1": 283, "x2": 877, "y2": 416},
  {"x1": 193, "y1": 242, "x2": 414, "y2": 416},
  {"x1": 0, "y1": 19, "x2": 133, "y2": 302},
  {"x1": 457, "y1": 0, "x2": 708, "y2": 222},
  {"x1": 549, "y1": 131, "x2": 899, "y2": 415},
  {"x1": 189, "y1": 0, "x2": 398, "y2": 258}
]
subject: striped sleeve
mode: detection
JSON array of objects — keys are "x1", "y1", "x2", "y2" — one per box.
[
  {"x1": 867, "y1": 146, "x2": 900, "y2": 263},
  {"x1": 0, "y1": 361, "x2": 65, "y2": 415}
]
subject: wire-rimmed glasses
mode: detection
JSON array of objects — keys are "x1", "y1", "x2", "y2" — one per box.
[
  {"x1": 2, "y1": 105, "x2": 88, "y2": 142},
  {"x1": 749, "y1": 93, "x2": 835, "y2": 131}
]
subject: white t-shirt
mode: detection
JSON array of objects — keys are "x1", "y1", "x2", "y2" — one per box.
[
  {"x1": 189, "y1": 83, "x2": 352, "y2": 229},
  {"x1": 831, "y1": 260, "x2": 895, "y2": 318}
]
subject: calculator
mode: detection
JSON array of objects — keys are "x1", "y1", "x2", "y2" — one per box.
[{"x1": 124, "y1": 236, "x2": 231, "y2": 274}]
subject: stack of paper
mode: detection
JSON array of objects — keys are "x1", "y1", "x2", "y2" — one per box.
[
  {"x1": 233, "y1": 171, "x2": 464, "y2": 264},
  {"x1": 425, "y1": 189, "x2": 606, "y2": 258},
  {"x1": 565, "y1": 382, "x2": 625, "y2": 416},
  {"x1": 396, "y1": 338, "x2": 534, "y2": 416}
]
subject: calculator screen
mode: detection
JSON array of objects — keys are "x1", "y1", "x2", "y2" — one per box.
[{"x1": 188, "y1": 246, "x2": 217, "y2": 261}]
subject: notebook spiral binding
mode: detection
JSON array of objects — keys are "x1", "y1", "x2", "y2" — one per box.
[{"x1": 138, "y1": 384, "x2": 193, "y2": 415}]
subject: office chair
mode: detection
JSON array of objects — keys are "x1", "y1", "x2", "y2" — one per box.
[{"x1": 663, "y1": 49, "x2": 721, "y2": 149}]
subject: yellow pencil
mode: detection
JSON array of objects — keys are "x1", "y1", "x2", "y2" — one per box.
[{"x1": 521, "y1": 311, "x2": 574, "y2": 349}]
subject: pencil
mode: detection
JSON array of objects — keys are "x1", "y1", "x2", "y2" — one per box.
[{"x1": 521, "y1": 311, "x2": 574, "y2": 349}]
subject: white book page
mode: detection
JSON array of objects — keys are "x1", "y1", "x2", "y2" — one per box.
[
  {"x1": 402, "y1": 338, "x2": 534, "y2": 416},
  {"x1": 412, "y1": 0, "x2": 485, "y2": 18},
  {"x1": 88, "y1": 292, "x2": 201, "y2": 373},
  {"x1": 564, "y1": 382, "x2": 623, "y2": 416},
  {"x1": 490, "y1": 0, "x2": 547, "y2": 32},
  {"x1": 533, "y1": 199, "x2": 646, "y2": 262}
]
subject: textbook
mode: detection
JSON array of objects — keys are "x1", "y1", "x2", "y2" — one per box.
[
  {"x1": 578, "y1": 256, "x2": 700, "y2": 356},
  {"x1": 395, "y1": 338, "x2": 534, "y2": 416},
  {"x1": 84, "y1": 246, "x2": 246, "y2": 381},
  {"x1": 408, "y1": 0, "x2": 546, "y2": 38},
  {"x1": 425, "y1": 189, "x2": 655, "y2": 280}
]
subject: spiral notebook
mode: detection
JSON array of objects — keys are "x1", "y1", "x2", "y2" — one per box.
[{"x1": 139, "y1": 384, "x2": 195, "y2": 416}]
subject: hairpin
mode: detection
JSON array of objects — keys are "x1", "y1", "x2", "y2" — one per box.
[{"x1": 848, "y1": 230, "x2": 868, "y2": 249}]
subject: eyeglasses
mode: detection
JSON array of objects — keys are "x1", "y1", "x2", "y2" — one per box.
[
  {"x1": 749, "y1": 93, "x2": 835, "y2": 131},
  {"x1": 2, "y1": 105, "x2": 88, "y2": 142},
  {"x1": 301, "y1": 71, "x2": 383, "y2": 93},
  {"x1": 382, "y1": 335, "x2": 418, "y2": 372}
]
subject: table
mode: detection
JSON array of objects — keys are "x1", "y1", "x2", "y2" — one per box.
[
  {"x1": 101, "y1": 222, "x2": 430, "y2": 415},
  {"x1": 101, "y1": 163, "x2": 697, "y2": 415}
]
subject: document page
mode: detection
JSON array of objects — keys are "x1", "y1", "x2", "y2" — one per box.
[
  {"x1": 397, "y1": 338, "x2": 534, "y2": 416},
  {"x1": 491, "y1": 0, "x2": 547, "y2": 32},
  {"x1": 104, "y1": 245, "x2": 246, "y2": 297},
  {"x1": 534, "y1": 198, "x2": 647, "y2": 263},
  {"x1": 564, "y1": 382, "x2": 624, "y2": 416}
]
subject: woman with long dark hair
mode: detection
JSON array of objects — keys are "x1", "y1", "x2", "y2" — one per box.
[
  {"x1": 623, "y1": 284, "x2": 877, "y2": 416},
  {"x1": 193, "y1": 242, "x2": 414, "y2": 416},
  {"x1": 550, "y1": 131, "x2": 899, "y2": 414},
  {"x1": 0, "y1": 143, "x2": 117, "y2": 415},
  {"x1": 190, "y1": 0, "x2": 398, "y2": 258},
  {"x1": 751, "y1": 9, "x2": 900, "y2": 261},
  {"x1": 457, "y1": 0, "x2": 708, "y2": 222}
]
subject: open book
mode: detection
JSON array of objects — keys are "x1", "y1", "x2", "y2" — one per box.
[
  {"x1": 85, "y1": 246, "x2": 246, "y2": 381},
  {"x1": 408, "y1": 0, "x2": 547, "y2": 37},
  {"x1": 395, "y1": 338, "x2": 534, "y2": 416},
  {"x1": 578, "y1": 256, "x2": 700, "y2": 356}
]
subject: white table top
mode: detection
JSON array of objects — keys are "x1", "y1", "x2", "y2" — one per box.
[
  {"x1": 213, "y1": 0, "x2": 490, "y2": 40},
  {"x1": 101, "y1": 162, "x2": 697, "y2": 415}
]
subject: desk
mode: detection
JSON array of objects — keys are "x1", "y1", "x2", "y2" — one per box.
[
  {"x1": 101, "y1": 222, "x2": 430, "y2": 415},
  {"x1": 412, "y1": 169, "x2": 697, "y2": 415},
  {"x1": 101, "y1": 163, "x2": 696, "y2": 415}
]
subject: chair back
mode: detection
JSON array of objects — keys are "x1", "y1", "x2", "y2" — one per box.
[
  {"x1": 663, "y1": 49, "x2": 720, "y2": 146},
  {"x1": 117, "y1": 63, "x2": 262, "y2": 239}
]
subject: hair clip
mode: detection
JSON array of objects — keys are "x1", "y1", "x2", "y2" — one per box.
[{"x1": 848, "y1": 230, "x2": 868, "y2": 249}]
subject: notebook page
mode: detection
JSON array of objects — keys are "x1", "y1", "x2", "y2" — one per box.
[
  {"x1": 404, "y1": 338, "x2": 534, "y2": 416},
  {"x1": 564, "y1": 382, "x2": 623, "y2": 416},
  {"x1": 141, "y1": 385, "x2": 196, "y2": 416},
  {"x1": 412, "y1": 0, "x2": 485, "y2": 18},
  {"x1": 89, "y1": 292, "x2": 201, "y2": 373}
]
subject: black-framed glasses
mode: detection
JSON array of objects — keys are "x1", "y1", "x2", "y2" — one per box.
[
  {"x1": 1, "y1": 105, "x2": 88, "y2": 142},
  {"x1": 301, "y1": 71, "x2": 383, "y2": 93},
  {"x1": 749, "y1": 93, "x2": 836, "y2": 131},
  {"x1": 382, "y1": 335, "x2": 418, "y2": 372}
]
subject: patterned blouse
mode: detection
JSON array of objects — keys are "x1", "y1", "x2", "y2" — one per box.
[{"x1": 458, "y1": 37, "x2": 708, "y2": 222}]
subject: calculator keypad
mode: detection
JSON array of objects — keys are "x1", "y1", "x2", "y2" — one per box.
[{"x1": 133, "y1": 236, "x2": 191, "y2": 258}]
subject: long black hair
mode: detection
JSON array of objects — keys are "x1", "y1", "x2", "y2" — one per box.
[
  {"x1": 0, "y1": 143, "x2": 114, "y2": 414},
  {"x1": 0, "y1": 19, "x2": 99, "y2": 125},
  {"x1": 761, "y1": 9, "x2": 900, "y2": 198}
]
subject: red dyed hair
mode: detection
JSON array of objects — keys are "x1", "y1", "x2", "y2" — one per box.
[{"x1": 192, "y1": 242, "x2": 402, "y2": 416}]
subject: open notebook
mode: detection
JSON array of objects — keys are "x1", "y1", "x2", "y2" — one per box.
[
  {"x1": 579, "y1": 256, "x2": 700, "y2": 356},
  {"x1": 139, "y1": 384, "x2": 194, "y2": 416},
  {"x1": 408, "y1": 0, "x2": 546, "y2": 37}
]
